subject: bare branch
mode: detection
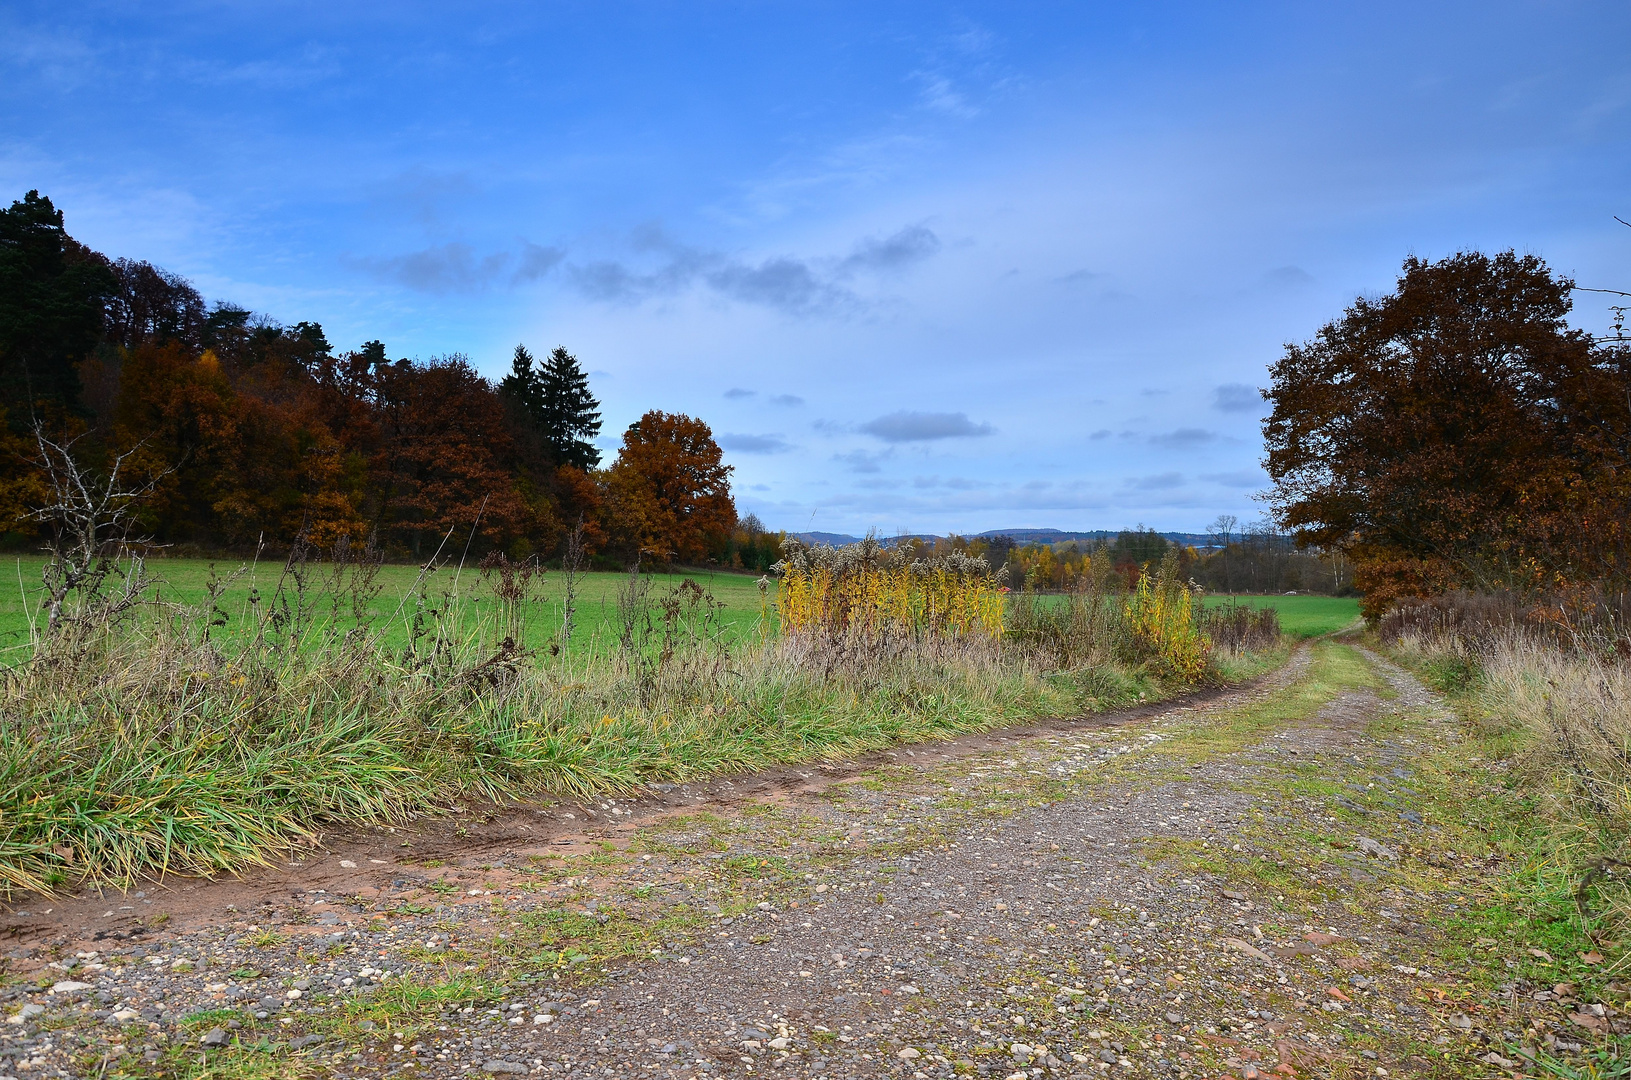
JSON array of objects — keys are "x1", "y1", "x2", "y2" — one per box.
[{"x1": 26, "y1": 423, "x2": 175, "y2": 635}]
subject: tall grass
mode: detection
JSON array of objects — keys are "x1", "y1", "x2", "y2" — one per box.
[
  {"x1": 1008, "y1": 549, "x2": 1225, "y2": 681},
  {"x1": 1382, "y1": 592, "x2": 1631, "y2": 939},
  {"x1": 0, "y1": 537, "x2": 1280, "y2": 895}
]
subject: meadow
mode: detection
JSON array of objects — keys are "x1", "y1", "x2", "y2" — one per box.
[
  {"x1": 1199, "y1": 592, "x2": 1360, "y2": 638},
  {"x1": 0, "y1": 554, "x2": 773, "y2": 662},
  {"x1": 0, "y1": 555, "x2": 1360, "y2": 661}
]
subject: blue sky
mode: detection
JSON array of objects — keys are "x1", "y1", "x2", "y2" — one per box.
[{"x1": 4, "y1": 2, "x2": 1628, "y2": 536}]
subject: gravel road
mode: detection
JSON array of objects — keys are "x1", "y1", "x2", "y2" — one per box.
[{"x1": 0, "y1": 643, "x2": 1623, "y2": 1079}]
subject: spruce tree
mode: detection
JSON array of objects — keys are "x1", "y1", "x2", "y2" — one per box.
[
  {"x1": 498, "y1": 343, "x2": 544, "y2": 420},
  {"x1": 537, "y1": 345, "x2": 602, "y2": 468}
]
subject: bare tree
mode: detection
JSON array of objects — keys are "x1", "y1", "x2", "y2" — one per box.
[
  {"x1": 559, "y1": 516, "x2": 586, "y2": 651},
  {"x1": 1207, "y1": 514, "x2": 1237, "y2": 594},
  {"x1": 27, "y1": 423, "x2": 170, "y2": 635}
]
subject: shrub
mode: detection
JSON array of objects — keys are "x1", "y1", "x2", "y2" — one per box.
[
  {"x1": 773, "y1": 536, "x2": 1004, "y2": 647},
  {"x1": 1199, "y1": 601, "x2": 1281, "y2": 655},
  {"x1": 1124, "y1": 552, "x2": 1210, "y2": 681}
]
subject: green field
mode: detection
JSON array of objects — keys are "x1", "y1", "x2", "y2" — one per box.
[
  {"x1": 0, "y1": 555, "x2": 775, "y2": 660},
  {"x1": 0, "y1": 555, "x2": 1363, "y2": 659},
  {"x1": 1201, "y1": 593, "x2": 1361, "y2": 638}
]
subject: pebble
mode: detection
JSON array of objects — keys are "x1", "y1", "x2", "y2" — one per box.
[
  {"x1": 1357, "y1": 837, "x2": 1399, "y2": 860},
  {"x1": 9, "y1": 1003, "x2": 45, "y2": 1024}
]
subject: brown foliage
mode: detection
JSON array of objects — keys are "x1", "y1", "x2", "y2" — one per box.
[
  {"x1": 1, "y1": 192, "x2": 747, "y2": 564},
  {"x1": 1264, "y1": 250, "x2": 1631, "y2": 617},
  {"x1": 367, "y1": 357, "x2": 528, "y2": 558}
]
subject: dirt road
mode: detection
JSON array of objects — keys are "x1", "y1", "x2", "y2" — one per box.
[{"x1": 0, "y1": 641, "x2": 1623, "y2": 1079}]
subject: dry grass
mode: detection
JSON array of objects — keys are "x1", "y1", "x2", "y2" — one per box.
[{"x1": 1388, "y1": 621, "x2": 1631, "y2": 940}]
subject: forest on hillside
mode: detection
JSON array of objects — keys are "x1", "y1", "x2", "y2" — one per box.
[{"x1": 0, "y1": 190, "x2": 783, "y2": 569}]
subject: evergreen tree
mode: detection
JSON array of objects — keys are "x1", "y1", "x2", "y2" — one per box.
[
  {"x1": 498, "y1": 343, "x2": 544, "y2": 420},
  {"x1": 537, "y1": 345, "x2": 602, "y2": 469},
  {"x1": 0, "y1": 190, "x2": 116, "y2": 427}
]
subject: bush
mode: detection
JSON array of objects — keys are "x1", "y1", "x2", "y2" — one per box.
[
  {"x1": 1200, "y1": 602, "x2": 1281, "y2": 654},
  {"x1": 773, "y1": 536, "x2": 1004, "y2": 651},
  {"x1": 1124, "y1": 552, "x2": 1210, "y2": 681}
]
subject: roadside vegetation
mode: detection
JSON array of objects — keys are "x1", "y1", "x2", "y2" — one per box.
[
  {"x1": 0, "y1": 524, "x2": 1295, "y2": 896},
  {"x1": 1378, "y1": 593, "x2": 1631, "y2": 945}
]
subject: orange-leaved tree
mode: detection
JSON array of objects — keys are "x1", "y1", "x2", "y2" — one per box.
[{"x1": 605, "y1": 410, "x2": 735, "y2": 564}]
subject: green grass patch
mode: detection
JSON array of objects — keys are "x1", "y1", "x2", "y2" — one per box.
[
  {"x1": 1200, "y1": 593, "x2": 1362, "y2": 639},
  {"x1": 0, "y1": 554, "x2": 775, "y2": 660}
]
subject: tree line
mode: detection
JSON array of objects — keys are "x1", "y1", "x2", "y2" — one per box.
[
  {"x1": 0, "y1": 190, "x2": 751, "y2": 567},
  {"x1": 897, "y1": 526, "x2": 1352, "y2": 596}
]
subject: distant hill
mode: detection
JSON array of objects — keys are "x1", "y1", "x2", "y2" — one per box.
[
  {"x1": 788, "y1": 531, "x2": 866, "y2": 546},
  {"x1": 789, "y1": 528, "x2": 1216, "y2": 548}
]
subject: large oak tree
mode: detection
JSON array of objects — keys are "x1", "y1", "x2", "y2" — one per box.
[{"x1": 1264, "y1": 250, "x2": 1631, "y2": 616}]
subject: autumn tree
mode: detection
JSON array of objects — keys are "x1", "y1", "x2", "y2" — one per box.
[
  {"x1": 369, "y1": 355, "x2": 529, "y2": 558},
  {"x1": 105, "y1": 258, "x2": 207, "y2": 351},
  {"x1": 605, "y1": 410, "x2": 735, "y2": 564},
  {"x1": 1263, "y1": 250, "x2": 1631, "y2": 616}
]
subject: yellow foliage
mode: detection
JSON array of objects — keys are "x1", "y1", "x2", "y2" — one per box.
[
  {"x1": 1125, "y1": 554, "x2": 1210, "y2": 681},
  {"x1": 777, "y1": 561, "x2": 1004, "y2": 641}
]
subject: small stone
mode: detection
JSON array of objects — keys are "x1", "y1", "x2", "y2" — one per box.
[
  {"x1": 1164, "y1": 1011, "x2": 1183, "y2": 1024},
  {"x1": 339, "y1": 860, "x2": 357, "y2": 869},
  {"x1": 48, "y1": 981, "x2": 91, "y2": 994},
  {"x1": 200, "y1": 1027, "x2": 230, "y2": 1048},
  {"x1": 1480, "y1": 1052, "x2": 1518, "y2": 1068},
  {"x1": 898, "y1": 1047, "x2": 921, "y2": 1060},
  {"x1": 1099, "y1": 1048, "x2": 1119, "y2": 1063},
  {"x1": 1221, "y1": 937, "x2": 1274, "y2": 963},
  {"x1": 483, "y1": 1061, "x2": 528, "y2": 1075},
  {"x1": 108, "y1": 1009, "x2": 139, "y2": 1024},
  {"x1": 1447, "y1": 1013, "x2": 1473, "y2": 1030},
  {"x1": 1009, "y1": 1043, "x2": 1034, "y2": 1060},
  {"x1": 289, "y1": 1034, "x2": 326, "y2": 1049},
  {"x1": 1356, "y1": 837, "x2": 1398, "y2": 860},
  {"x1": 9, "y1": 1003, "x2": 45, "y2": 1024}
]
